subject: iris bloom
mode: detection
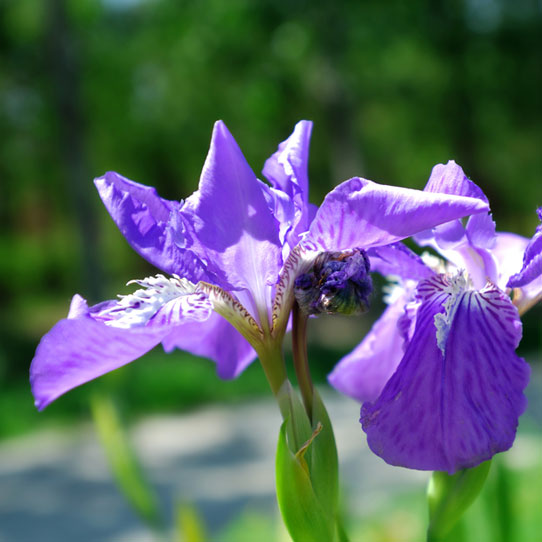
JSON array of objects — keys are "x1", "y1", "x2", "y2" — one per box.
[
  {"x1": 31, "y1": 123, "x2": 488, "y2": 410},
  {"x1": 329, "y1": 161, "x2": 540, "y2": 474}
]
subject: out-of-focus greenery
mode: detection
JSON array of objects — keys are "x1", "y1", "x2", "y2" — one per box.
[
  {"x1": 1, "y1": 0, "x2": 541, "y2": 431},
  {"x1": 213, "y1": 451, "x2": 542, "y2": 542}
]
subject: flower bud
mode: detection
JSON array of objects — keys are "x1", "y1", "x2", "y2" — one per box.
[{"x1": 294, "y1": 248, "x2": 372, "y2": 316}]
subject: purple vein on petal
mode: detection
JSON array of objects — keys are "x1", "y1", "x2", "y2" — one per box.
[
  {"x1": 30, "y1": 284, "x2": 214, "y2": 409},
  {"x1": 361, "y1": 275, "x2": 529, "y2": 473},
  {"x1": 183, "y1": 121, "x2": 283, "y2": 324},
  {"x1": 94, "y1": 172, "x2": 209, "y2": 282},
  {"x1": 306, "y1": 177, "x2": 489, "y2": 252},
  {"x1": 262, "y1": 120, "x2": 313, "y2": 249}
]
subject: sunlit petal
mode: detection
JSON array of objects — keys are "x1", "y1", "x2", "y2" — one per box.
[{"x1": 361, "y1": 276, "x2": 529, "y2": 473}]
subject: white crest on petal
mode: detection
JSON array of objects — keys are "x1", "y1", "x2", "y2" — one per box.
[
  {"x1": 434, "y1": 270, "x2": 469, "y2": 355},
  {"x1": 101, "y1": 274, "x2": 209, "y2": 328}
]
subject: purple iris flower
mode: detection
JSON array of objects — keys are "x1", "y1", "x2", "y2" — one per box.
[
  {"x1": 329, "y1": 161, "x2": 540, "y2": 474},
  {"x1": 30, "y1": 124, "x2": 488, "y2": 411}
]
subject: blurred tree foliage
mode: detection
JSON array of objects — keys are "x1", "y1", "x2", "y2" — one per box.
[{"x1": 0, "y1": 0, "x2": 540, "y2": 388}]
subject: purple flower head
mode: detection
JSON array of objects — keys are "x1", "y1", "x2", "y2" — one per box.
[
  {"x1": 329, "y1": 161, "x2": 537, "y2": 474},
  {"x1": 30, "y1": 127, "x2": 489, "y2": 410},
  {"x1": 294, "y1": 249, "x2": 372, "y2": 316}
]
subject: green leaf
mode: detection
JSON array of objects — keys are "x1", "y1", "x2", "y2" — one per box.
[
  {"x1": 277, "y1": 380, "x2": 313, "y2": 455},
  {"x1": 310, "y1": 389, "x2": 339, "y2": 516},
  {"x1": 276, "y1": 420, "x2": 336, "y2": 542},
  {"x1": 90, "y1": 393, "x2": 163, "y2": 529},
  {"x1": 175, "y1": 502, "x2": 206, "y2": 542},
  {"x1": 295, "y1": 421, "x2": 323, "y2": 473},
  {"x1": 427, "y1": 460, "x2": 491, "y2": 541}
]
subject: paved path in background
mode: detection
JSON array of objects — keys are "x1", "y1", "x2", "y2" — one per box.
[{"x1": 0, "y1": 386, "x2": 540, "y2": 542}]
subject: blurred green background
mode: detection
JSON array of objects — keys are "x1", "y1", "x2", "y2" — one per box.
[
  {"x1": 1, "y1": 0, "x2": 541, "y2": 433},
  {"x1": 1, "y1": 1, "x2": 541, "y2": 540}
]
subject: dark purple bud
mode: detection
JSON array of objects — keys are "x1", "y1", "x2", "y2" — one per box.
[{"x1": 294, "y1": 248, "x2": 372, "y2": 316}]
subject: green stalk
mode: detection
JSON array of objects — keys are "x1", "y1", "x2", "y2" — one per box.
[
  {"x1": 292, "y1": 301, "x2": 314, "y2": 420},
  {"x1": 257, "y1": 338, "x2": 289, "y2": 400}
]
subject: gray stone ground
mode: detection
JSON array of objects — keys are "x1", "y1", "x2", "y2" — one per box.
[{"x1": 0, "y1": 382, "x2": 540, "y2": 542}]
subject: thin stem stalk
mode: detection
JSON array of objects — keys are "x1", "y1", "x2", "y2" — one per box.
[
  {"x1": 292, "y1": 301, "x2": 314, "y2": 419},
  {"x1": 257, "y1": 340, "x2": 289, "y2": 414}
]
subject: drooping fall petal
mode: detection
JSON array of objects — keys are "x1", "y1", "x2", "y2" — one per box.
[
  {"x1": 361, "y1": 275, "x2": 530, "y2": 474},
  {"x1": 328, "y1": 289, "x2": 412, "y2": 403},
  {"x1": 162, "y1": 311, "x2": 257, "y2": 379},
  {"x1": 31, "y1": 287, "x2": 212, "y2": 410}
]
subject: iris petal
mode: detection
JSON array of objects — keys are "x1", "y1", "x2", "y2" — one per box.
[
  {"x1": 328, "y1": 289, "x2": 412, "y2": 403},
  {"x1": 162, "y1": 311, "x2": 257, "y2": 379},
  {"x1": 423, "y1": 160, "x2": 488, "y2": 201},
  {"x1": 367, "y1": 243, "x2": 433, "y2": 281},
  {"x1": 495, "y1": 232, "x2": 542, "y2": 312},
  {"x1": 94, "y1": 172, "x2": 208, "y2": 281},
  {"x1": 306, "y1": 177, "x2": 489, "y2": 252},
  {"x1": 263, "y1": 121, "x2": 311, "y2": 199},
  {"x1": 30, "y1": 291, "x2": 213, "y2": 410},
  {"x1": 414, "y1": 161, "x2": 495, "y2": 255},
  {"x1": 491, "y1": 232, "x2": 532, "y2": 294},
  {"x1": 508, "y1": 208, "x2": 542, "y2": 289},
  {"x1": 183, "y1": 121, "x2": 283, "y2": 322},
  {"x1": 262, "y1": 120, "x2": 313, "y2": 249},
  {"x1": 361, "y1": 276, "x2": 530, "y2": 474}
]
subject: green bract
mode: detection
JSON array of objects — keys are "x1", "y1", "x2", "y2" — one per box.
[
  {"x1": 275, "y1": 387, "x2": 341, "y2": 542},
  {"x1": 427, "y1": 460, "x2": 491, "y2": 541}
]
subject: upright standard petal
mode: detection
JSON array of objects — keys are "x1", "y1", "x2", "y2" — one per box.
[
  {"x1": 162, "y1": 311, "x2": 257, "y2": 379},
  {"x1": 263, "y1": 121, "x2": 312, "y2": 198},
  {"x1": 306, "y1": 177, "x2": 489, "y2": 252},
  {"x1": 361, "y1": 274, "x2": 530, "y2": 473},
  {"x1": 95, "y1": 172, "x2": 208, "y2": 282},
  {"x1": 414, "y1": 161, "x2": 492, "y2": 251},
  {"x1": 491, "y1": 233, "x2": 529, "y2": 288},
  {"x1": 423, "y1": 161, "x2": 487, "y2": 202},
  {"x1": 411, "y1": 162, "x2": 500, "y2": 288},
  {"x1": 493, "y1": 232, "x2": 542, "y2": 312},
  {"x1": 183, "y1": 121, "x2": 283, "y2": 321},
  {"x1": 508, "y1": 208, "x2": 542, "y2": 288},
  {"x1": 262, "y1": 121, "x2": 313, "y2": 249},
  {"x1": 31, "y1": 286, "x2": 213, "y2": 410}
]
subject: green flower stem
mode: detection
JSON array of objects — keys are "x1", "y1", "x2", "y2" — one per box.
[
  {"x1": 256, "y1": 339, "x2": 290, "y2": 413},
  {"x1": 257, "y1": 339, "x2": 288, "y2": 396},
  {"x1": 292, "y1": 300, "x2": 314, "y2": 420},
  {"x1": 256, "y1": 317, "x2": 314, "y2": 453}
]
